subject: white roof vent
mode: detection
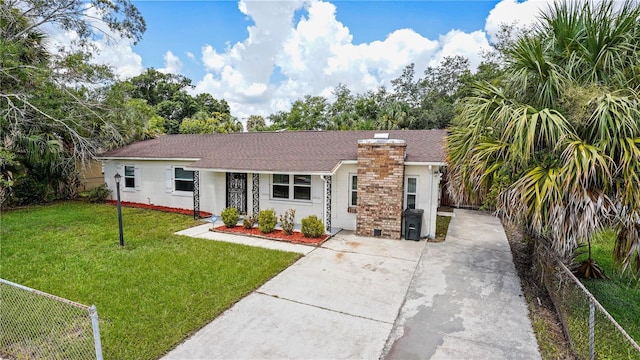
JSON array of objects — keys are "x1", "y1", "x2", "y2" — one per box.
[{"x1": 374, "y1": 133, "x2": 389, "y2": 139}]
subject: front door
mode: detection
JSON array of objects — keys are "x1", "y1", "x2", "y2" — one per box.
[{"x1": 226, "y1": 173, "x2": 247, "y2": 214}]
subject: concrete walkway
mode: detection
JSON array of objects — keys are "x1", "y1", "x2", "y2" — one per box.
[
  {"x1": 382, "y1": 209, "x2": 540, "y2": 359},
  {"x1": 175, "y1": 223, "x2": 315, "y2": 255},
  {"x1": 166, "y1": 210, "x2": 540, "y2": 359}
]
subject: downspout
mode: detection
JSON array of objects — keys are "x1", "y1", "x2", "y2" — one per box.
[{"x1": 428, "y1": 165, "x2": 433, "y2": 238}]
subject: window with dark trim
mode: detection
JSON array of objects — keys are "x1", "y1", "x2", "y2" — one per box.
[
  {"x1": 174, "y1": 167, "x2": 194, "y2": 192},
  {"x1": 405, "y1": 177, "x2": 417, "y2": 209},
  {"x1": 124, "y1": 165, "x2": 135, "y2": 189},
  {"x1": 349, "y1": 175, "x2": 357, "y2": 206},
  {"x1": 272, "y1": 174, "x2": 311, "y2": 201}
]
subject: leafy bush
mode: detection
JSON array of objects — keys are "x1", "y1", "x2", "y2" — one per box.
[
  {"x1": 279, "y1": 208, "x2": 296, "y2": 235},
  {"x1": 221, "y1": 207, "x2": 239, "y2": 228},
  {"x1": 301, "y1": 215, "x2": 325, "y2": 238},
  {"x1": 243, "y1": 213, "x2": 257, "y2": 229},
  {"x1": 12, "y1": 176, "x2": 53, "y2": 205},
  {"x1": 258, "y1": 209, "x2": 277, "y2": 233},
  {"x1": 86, "y1": 184, "x2": 112, "y2": 203}
]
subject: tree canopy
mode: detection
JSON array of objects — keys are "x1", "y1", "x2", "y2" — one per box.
[
  {"x1": 257, "y1": 55, "x2": 481, "y2": 132},
  {"x1": 446, "y1": 0, "x2": 640, "y2": 275},
  {"x1": 1, "y1": 0, "x2": 146, "y2": 205}
]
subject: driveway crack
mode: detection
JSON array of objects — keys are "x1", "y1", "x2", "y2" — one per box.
[{"x1": 254, "y1": 291, "x2": 394, "y2": 325}]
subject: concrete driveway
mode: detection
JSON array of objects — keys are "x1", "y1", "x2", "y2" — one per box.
[
  {"x1": 165, "y1": 210, "x2": 540, "y2": 359},
  {"x1": 382, "y1": 209, "x2": 540, "y2": 359},
  {"x1": 164, "y1": 232, "x2": 425, "y2": 359}
]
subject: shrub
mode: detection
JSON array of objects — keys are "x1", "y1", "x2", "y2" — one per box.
[
  {"x1": 86, "y1": 184, "x2": 112, "y2": 203},
  {"x1": 279, "y1": 208, "x2": 296, "y2": 235},
  {"x1": 258, "y1": 209, "x2": 277, "y2": 233},
  {"x1": 221, "y1": 207, "x2": 239, "y2": 228},
  {"x1": 243, "y1": 213, "x2": 257, "y2": 229},
  {"x1": 301, "y1": 215, "x2": 325, "y2": 238}
]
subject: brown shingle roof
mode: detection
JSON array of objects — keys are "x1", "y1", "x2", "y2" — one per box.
[{"x1": 99, "y1": 130, "x2": 447, "y2": 173}]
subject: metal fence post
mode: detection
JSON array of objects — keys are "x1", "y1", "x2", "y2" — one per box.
[
  {"x1": 589, "y1": 301, "x2": 595, "y2": 360},
  {"x1": 90, "y1": 305, "x2": 104, "y2": 360}
]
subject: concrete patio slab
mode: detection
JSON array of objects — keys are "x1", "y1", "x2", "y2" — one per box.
[
  {"x1": 174, "y1": 223, "x2": 315, "y2": 255},
  {"x1": 164, "y1": 293, "x2": 391, "y2": 359}
]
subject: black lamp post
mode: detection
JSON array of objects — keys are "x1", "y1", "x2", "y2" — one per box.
[{"x1": 114, "y1": 172, "x2": 124, "y2": 247}]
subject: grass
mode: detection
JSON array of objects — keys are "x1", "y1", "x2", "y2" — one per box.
[
  {"x1": 0, "y1": 202, "x2": 301, "y2": 359},
  {"x1": 575, "y1": 230, "x2": 640, "y2": 344},
  {"x1": 528, "y1": 312, "x2": 568, "y2": 359},
  {"x1": 434, "y1": 215, "x2": 452, "y2": 241}
]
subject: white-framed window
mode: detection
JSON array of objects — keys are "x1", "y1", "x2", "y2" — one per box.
[
  {"x1": 124, "y1": 165, "x2": 136, "y2": 189},
  {"x1": 174, "y1": 167, "x2": 194, "y2": 192},
  {"x1": 405, "y1": 176, "x2": 418, "y2": 209},
  {"x1": 271, "y1": 174, "x2": 311, "y2": 201},
  {"x1": 349, "y1": 174, "x2": 357, "y2": 206}
]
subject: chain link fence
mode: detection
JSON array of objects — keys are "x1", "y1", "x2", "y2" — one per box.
[
  {"x1": 533, "y1": 241, "x2": 640, "y2": 360},
  {"x1": 0, "y1": 279, "x2": 102, "y2": 360}
]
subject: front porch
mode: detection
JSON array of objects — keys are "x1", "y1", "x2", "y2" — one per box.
[{"x1": 192, "y1": 171, "x2": 336, "y2": 233}]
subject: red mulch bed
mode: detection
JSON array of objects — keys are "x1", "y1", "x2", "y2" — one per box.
[
  {"x1": 106, "y1": 200, "x2": 212, "y2": 218},
  {"x1": 211, "y1": 225, "x2": 328, "y2": 246}
]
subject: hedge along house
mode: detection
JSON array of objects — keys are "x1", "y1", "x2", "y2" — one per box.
[{"x1": 97, "y1": 130, "x2": 447, "y2": 239}]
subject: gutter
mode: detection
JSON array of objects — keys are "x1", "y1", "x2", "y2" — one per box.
[
  {"x1": 184, "y1": 167, "x2": 333, "y2": 176},
  {"x1": 96, "y1": 157, "x2": 200, "y2": 162}
]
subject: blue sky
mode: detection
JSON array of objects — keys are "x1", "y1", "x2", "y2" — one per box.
[
  {"x1": 55, "y1": 0, "x2": 546, "y2": 119},
  {"x1": 132, "y1": 1, "x2": 501, "y2": 81}
]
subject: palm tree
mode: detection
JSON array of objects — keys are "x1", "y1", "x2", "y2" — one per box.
[
  {"x1": 447, "y1": 0, "x2": 640, "y2": 277},
  {"x1": 376, "y1": 102, "x2": 410, "y2": 130}
]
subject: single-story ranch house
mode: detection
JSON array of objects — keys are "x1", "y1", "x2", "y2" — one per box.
[{"x1": 98, "y1": 130, "x2": 447, "y2": 239}]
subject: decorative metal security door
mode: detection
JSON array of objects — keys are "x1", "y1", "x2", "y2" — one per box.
[{"x1": 226, "y1": 173, "x2": 247, "y2": 214}]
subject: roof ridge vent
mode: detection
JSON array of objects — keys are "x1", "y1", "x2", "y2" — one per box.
[{"x1": 374, "y1": 133, "x2": 389, "y2": 139}]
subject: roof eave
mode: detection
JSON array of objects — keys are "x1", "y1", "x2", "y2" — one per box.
[
  {"x1": 184, "y1": 167, "x2": 334, "y2": 176},
  {"x1": 404, "y1": 161, "x2": 447, "y2": 166},
  {"x1": 96, "y1": 156, "x2": 201, "y2": 162}
]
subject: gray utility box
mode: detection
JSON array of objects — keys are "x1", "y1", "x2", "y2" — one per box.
[{"x1": 404, "y1": 208, "x2": 424, "y2": 241}]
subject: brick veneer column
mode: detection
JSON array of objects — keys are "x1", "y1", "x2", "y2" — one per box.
[{"x1": 356, "y1": 139, "x2": 406, "y2": 239}]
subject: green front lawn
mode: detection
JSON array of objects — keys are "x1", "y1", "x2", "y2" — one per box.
[
  {"x1": 0, "y1": 202, "x2": 301, "y2": 359},
  {"x1": 577, "y1": 230, "x2": 640, "y2": 344}
]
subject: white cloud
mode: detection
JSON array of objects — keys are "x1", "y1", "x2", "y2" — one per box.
[
  {"x1": 43, "y1": 0, "x2": 522, "y2": 120},
  {"x1": 484, "y1": 0, "x2": 550, "y2": 43},
  {"x1": 43, "y1": 6, "x2": 144, "y2": 79},
  {"x1": 202, "y1": 45, "x2": 226, "y2": 72},
  {"x1": 430, "y1": 30, "x2": 491, "y2": 69},
  {"x1": 194, "y1": 0, "x2": 495, "y2": 119},
  {"x1": 158, "y1": 51, "x2": 183, "y2": 75}
]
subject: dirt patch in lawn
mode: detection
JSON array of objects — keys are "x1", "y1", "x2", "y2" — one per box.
[
  {"x1": 503, "y1": 221, "x2": 576, "y2": 359},
  {"x1": 211, "y1": 225, "x2": 328, "y2": 246}
]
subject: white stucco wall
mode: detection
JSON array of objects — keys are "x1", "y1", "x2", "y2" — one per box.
[
  {"x1": 102, "y1": 160, "x2": 226, "y2": 214},
  {"x1": 404, "y1": 164, "x2": 442, "y2": 238},
  {"x1": 331, "y1": 163, "x2": 358, "y2": 231},
  {"x1": 199, "y1": 171, "x2": 226, "y2": 215}
]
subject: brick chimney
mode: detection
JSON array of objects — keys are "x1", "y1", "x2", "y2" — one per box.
[{"x1": 356, "y1": 136, "x2": 406, "y2": 239}]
